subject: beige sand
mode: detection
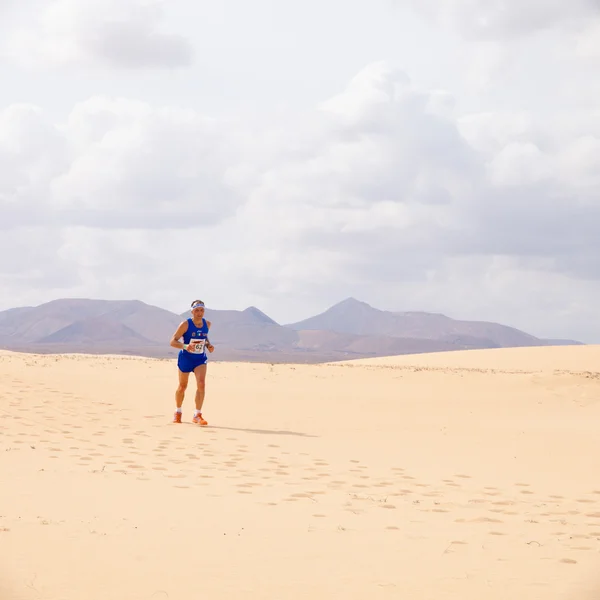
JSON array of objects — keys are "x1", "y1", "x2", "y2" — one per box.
[{"x1": 1, "y1": 345, "x2": 600, "y2": 599}]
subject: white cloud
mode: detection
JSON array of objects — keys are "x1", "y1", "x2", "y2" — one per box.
[
  {"x1": 411, "y1": 0, "x2": 599, "y2": 39},
  {"x1": 52, "y1": 98, "x2": 239, "y2": 222},
  {"x1": 462, "y1": 42, "x2": 512, "y2": 92},
  {"x1": 0, "y1": 97, "x2": 244, "y2": 230},
  {"x1": 575, "y1": 18, "x2": 600, "y2": 60},
  {"x1": 407, "y1": 0, "x2": 600, "y2": 95},
  {"x1": 487, "y1": 141, "x2": 554, "y2": 186},
  {"x1": 0, "y1": 103, "x2": 69, "y2": 209},
  {"x1": 457, "y1": 111, "x2": 536, "y2": 155},
  {"x1": 3, "y1": 0, "x2": 193, "y2": 69},
  {"x1": 1, "y1": 52, "x2": 600, "y2": 341},
  {"x1": 558, "y1": 135, "x2": 600, "y2": 188}
]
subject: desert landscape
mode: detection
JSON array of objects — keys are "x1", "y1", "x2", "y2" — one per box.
[
  {"x1": 2, "y1": 0, "x2": 599, "y2": 597},
  {"x1": 2, "y1": 343, "x2": 600, "y2": 599}
]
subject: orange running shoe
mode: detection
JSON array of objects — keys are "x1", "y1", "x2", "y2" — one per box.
[
  {"x1": 193, "y1": 412, "x2": 208, "y2": 426},
  {"x1": 173, "y1": 411, "x2": 182, "y2": 423}
]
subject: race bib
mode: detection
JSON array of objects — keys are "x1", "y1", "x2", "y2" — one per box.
[{"x1": 188, "y1": 339, "x2": 206, "y2": 354}]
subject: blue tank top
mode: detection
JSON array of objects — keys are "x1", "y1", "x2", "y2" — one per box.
[{"x1": 182, "y1": 318, "x2": 209, "y2": 353}]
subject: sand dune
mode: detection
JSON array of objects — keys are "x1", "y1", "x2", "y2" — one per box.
[
  {"x1": 349, "y1": 343, "x2": 600, "y2": 372},
  {"x1": 1, "y1": 346, "x2": 600, "y2": 599}
]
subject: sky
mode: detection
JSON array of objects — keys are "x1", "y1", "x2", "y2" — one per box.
[{"x1": 1, "y1": 0, "x2": 600, "y2": 342}]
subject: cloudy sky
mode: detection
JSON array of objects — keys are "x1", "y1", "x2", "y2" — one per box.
[{"x1": 1, "y1": 0, "x2": 600, "y2": 342}]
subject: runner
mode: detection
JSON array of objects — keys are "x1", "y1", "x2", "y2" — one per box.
[{"x1": 169, "y1": 299, "x2": 215, "y2": 425}]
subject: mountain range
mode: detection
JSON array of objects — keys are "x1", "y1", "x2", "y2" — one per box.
[{"x1": 0, "y1": 297, "x2": 582, "y2": 363}]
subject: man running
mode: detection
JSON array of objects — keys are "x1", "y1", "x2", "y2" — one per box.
[{"x1": 169, "y1": 299, "x2": 215, "y2": 425}]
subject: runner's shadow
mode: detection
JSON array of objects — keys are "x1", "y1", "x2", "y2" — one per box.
[{"x1": 208, "y1": 425, "x2": 317, "y2": 437}]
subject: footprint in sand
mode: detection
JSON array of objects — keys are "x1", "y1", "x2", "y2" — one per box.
[{"x1": 466, "y1": 517, "x2": 504, "y2": 524}]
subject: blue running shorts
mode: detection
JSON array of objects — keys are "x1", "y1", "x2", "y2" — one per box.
[{"x1": 177, "y1": 350, "x2": 208, "y2": 373}]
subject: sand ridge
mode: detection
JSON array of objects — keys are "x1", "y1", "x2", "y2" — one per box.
[{"x1": 1, "y1": 346, "x2": 600, "y2": 599}]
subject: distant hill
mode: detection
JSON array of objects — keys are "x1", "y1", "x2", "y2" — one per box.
[
  {"x1": 175, "y1": 305, "x2": 299, "y2": 353},
  {"x1": 183, "y1": 306, "x2": 278, "y2": 327},
  {"x1": 0, "y1": 298, "x2": 182, "y2": 344},
  {"x1": 285, "y1": 297, "x2": 580, "y2": 349},
  {"x1": 38, "y1": 316, "x2": 152, "y2": 345},
  {"x1": 0, "y1": 297, "x2": 583, "y2": 363}
]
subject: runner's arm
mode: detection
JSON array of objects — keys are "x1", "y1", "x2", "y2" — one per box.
[{"x1": 170, "y1": 320, "x2": 190, "y2": 350}]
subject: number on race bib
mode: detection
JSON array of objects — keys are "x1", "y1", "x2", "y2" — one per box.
[{"x1": 189, "y1": 339, "x2": 206, "y2": 354}]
